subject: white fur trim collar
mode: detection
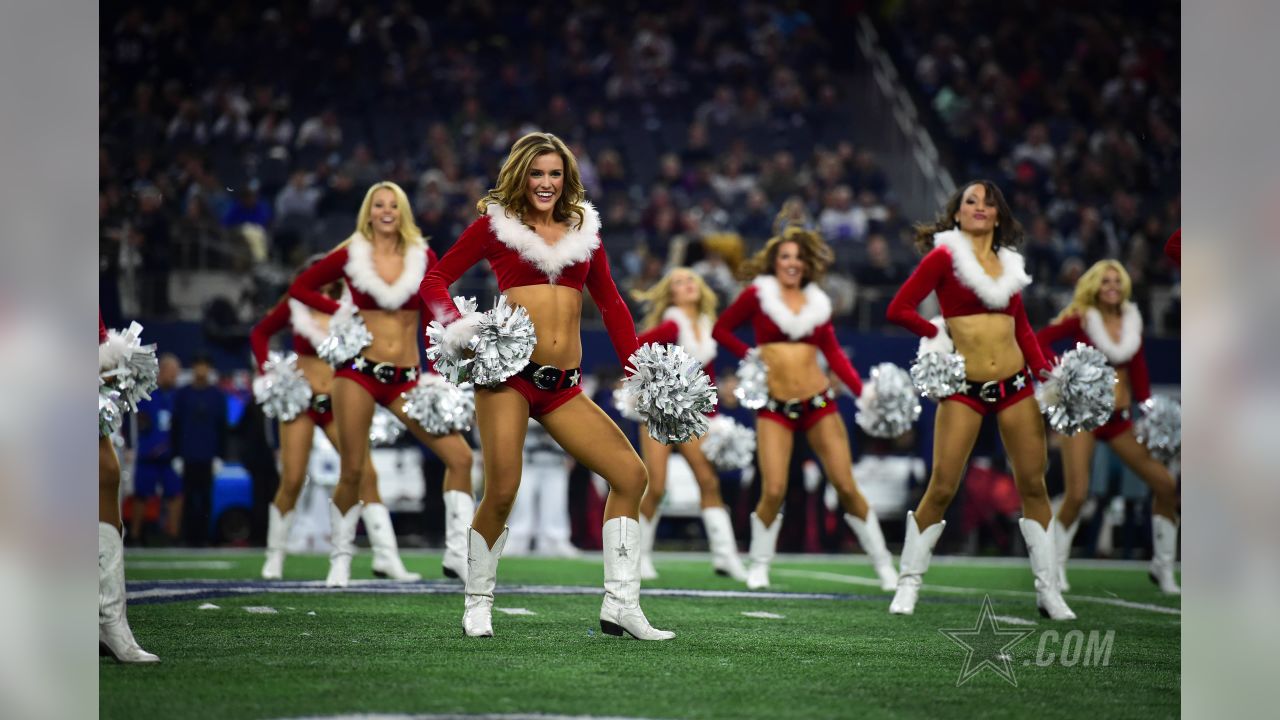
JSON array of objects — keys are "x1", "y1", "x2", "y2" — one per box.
[
  {"x1": 343, "y1": 233, "x2": 428, "y2": 309},
  {"x1": 485, "y1": 202, "x2": 601, "y2": 283},
  {"x1": 662, "y1": 306, "x2": 717, "y2": 365},
  {"x1": 752, "y1": 275, "x2": 832, "y2": 340},
  {"x1": 1083, "y1": 302, "x2": 1143, "y2": 364},
  {"x1": 933, "y1": 230, "x2": 1031, "y2": 309},
  {"x1": 288, "y1": 299, "x2": 329, "y2": 347}
]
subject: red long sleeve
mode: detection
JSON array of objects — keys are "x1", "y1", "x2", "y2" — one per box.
[
  {"x1": 99, "y1": 310, "x2": 107, "y2": 344},
  {"x1": 1164, "y1": 229, "x2": 1180, "y2": 266},
  {"x1": 886, "y1": 249, "x2": 950, "y2": 337},
  {"x1": 250, "y1": 301, "x2": 290, "y2": 372},
  {"x1": 1035, "y1": 314, "x2": 1082, "y2": 364},
  {"x1": 813, "y1": 322, "x2": 863, "y2": 396},
  {"x1": 637, "y1": 319, "x2": 679, "y2": 347},
  {"x1": 1128, "y1": 343, "x2": 1151, "y2": 403},
  {"x1": 419, "y1": 219, "x2": 492, "y2": 326},
  {"x1": 1011, "y1": 295, "x2": 1051, "y2": 377},
  {"x1": 584, "y1": 246, "x2": 639, "y2": 369},
  {"x1": 288, "y1": 248, "x2": 347, "y2": 314},
  {"x1": 712, "y1": 286, "x2": 759, "y2": 359}
]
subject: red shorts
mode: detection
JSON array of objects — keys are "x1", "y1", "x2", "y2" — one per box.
[
  {"x1": 1092, "y1": 407, "x2": 1133, "y2": 441},
  {"x1": 305, "y1": 408, "x2": 333, "y2": 428},
  {"x1": 943, "y1": 366, "x2": 1037, "y2": 416},
  {"x1": 334, "y1": 367, "x2": 419, "y2": 407},
  {"x1": 757, "y1": 389, "x2": 839, "y2": 433},
  {"x1": 503, "y1": 373, "x2": 582, "y2": 418}
]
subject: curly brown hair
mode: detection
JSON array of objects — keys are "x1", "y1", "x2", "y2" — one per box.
[
  {"x1": 737, "y1": 226, "x2": 835, "y2": 285},
  {"x1": 475, "y1": 132, "x2": 587, "y2": 230},
  {"x1": 913, "y1": 180, "x2": 1024, "y2": 254}
]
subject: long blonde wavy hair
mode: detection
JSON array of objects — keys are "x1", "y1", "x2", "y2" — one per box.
[
  {"x1": 1053, "y1": 259, "x2": 1132, "y2": 323},
  {"x1": 736, "y1": 225, "x2": 834, "y2": 285},
  {"x1": 352, "y1": 181, "x2": 425, "y2": 250},
  {"x1": 631, "y1": 267, "x2": 718, "y2": 330},
  {"x1": 476, "y1": 132, "x2": 588, "y2": 230}
]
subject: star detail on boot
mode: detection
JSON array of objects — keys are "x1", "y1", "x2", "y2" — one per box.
[
  {"x1": 938, "y1": 595, "x2": 1035, "y2": 687},
  {"x1": 615, "y1": 545, "x2": 630, "y2": 558}
]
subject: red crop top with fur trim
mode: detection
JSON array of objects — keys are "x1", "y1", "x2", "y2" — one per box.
[
  {"x1": 886, "y1": 230, "x2": 1049, "y2": 375},
  {"x1": 289, "y1": 234, "x2": 436, "y2": 315},
  {"x1": 250, "y1": 299, "x2": 333, "y2": 372},
  {"x1": 418, "y1": 202, "x2": 640, "y2": 368},
  {"x1": 99, "y1": 310, "x2": 107, "y2": 344},
  {"x1": 637, "y1": 307, "x2": 718, "y2": 383},
  {"x1": 1037, "y1": 303, "x2": 1150, "y2": 402},
  {"x1": 712, "y1": 276, "x2": 862, "y2": 396}
]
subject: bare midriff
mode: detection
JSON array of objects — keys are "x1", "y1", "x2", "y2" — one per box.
[
  {"x1": 297, "y1": 354, "x2": 334, "y2": 395},
  {"x1": 359, "y1": 309, "x2": 423, "y2": 367},
  {"x1": 760, "y1": 342, "x2": 828, "y2": 400},
  {"x1": 1114, "y1": 366, "x2": 1131, "y2": 409},
  {"x1": 947, "y1": 314, "x2": 1026, "y2": 381},
  {"x1": 506, "y1": 284, "x2": 585, "y2": 369}
]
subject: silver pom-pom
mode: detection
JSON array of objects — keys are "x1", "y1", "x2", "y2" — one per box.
[
  {"x1": 99, "y1": 380, "x2": 124, "y2": 437},
  {"x1": 99, "y1": 322, "x2": 160, "y2": 412},
  {"x1": 424, "y1": 296, "x2": 479, "y2": 384},
  {"x1": 733, "y1": 348, "x2": 769, "y2": 410},
  {"x1": 468, "y1": 296, "x2": 537, "y2": 387},
  {"x1": 369, "y1": 407, "x2": 407, "y2": 446},
  {"x1": 856, "y1": 363, "x2": 922, "y2": 438},
  {"x1": 317, "y1": 303, "x2": 372, "y2": 366},
  {"x1": 400, "y1": 374, "x2": 475, "y2": 435},
  {"x1": 622, "y1": 343, "x2": 718, "y2": 445},
  {"x1": 252, "y1": 352, "x2": 313, "y2": 421},
  {"x1": 701, "y1": 415, "x2": 756, "y2": 470},
  {"x1": 1036, "y1": 344, "x2": 1117, "y2": 435},
  {"x1": 612, "y1": 386, "x2": 643, "y2": 422},
  {"x1": 1135, "y1": 395, "x2": 1181, "y2": 462},
  {"x1": 910, "y1": 351, "x2": 966, "y2": 400}
]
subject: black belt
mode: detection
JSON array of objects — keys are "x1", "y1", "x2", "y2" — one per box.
[
  {"x1": 518, "y1": 362, "x2": 583, "y2": 391},
  {"x1": 959, "y1": 368, "x2": 1030, "y2": 405},
  {"x1": 311, "y1": 393, "x2": 332, "y2": 414},
  {"x1": 1107, "y1": 407, "x2": 1133, "y2": 424},
  {"x1": 349, "y1": 355, "x2": 419, "y2": 384},
  {"x1": 765, "y1": 388, "x2": 836, "y2": 420}
]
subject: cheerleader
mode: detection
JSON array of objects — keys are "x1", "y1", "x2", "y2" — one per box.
[
  {"x1": 1037, "y1": 260, "x2": 1179, "y2": 594},
  {"x1": 419, "y1": 132, "x2": 673, "y2": 640},
  {"x1": 98, "y1": 312, "x2": 157, "y2": 662},
  {"x1": 250, "y1": 264, "x2": 381, "y2": 579},
  {"x1": 712, "y1": 227, "x2": 898, "y2": 591},
  {"x1": 288, "y1": 181, "x2": 475, "y2": 587},
  {"x1": 632, "y1": 267, "x2": 748, "y2": 581},
  {"x1": 885, "y1": 180, "x2": 1074, "y2": 619}
]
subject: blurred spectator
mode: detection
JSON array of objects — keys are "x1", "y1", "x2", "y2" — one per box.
[
  {"x1": 853, "y1": 234, "x2": 903, "y2": 287},
  {"x1": 130, "y1": 354, "x2": 183, "y2": 545},
  {"x1": 173, "y1": 354, "x2": 227, "y2": 547}
]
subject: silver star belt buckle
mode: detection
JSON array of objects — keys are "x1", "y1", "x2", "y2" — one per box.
[
  {"x1": 531, "y1": 365, "x2": 559, "y2": 391},
  {"x1": 979, "y1": 380, "x2": 1001, "y2": 404},
  {"x1": 372, "y1": 362, "x2": 397, "y2": 384}
]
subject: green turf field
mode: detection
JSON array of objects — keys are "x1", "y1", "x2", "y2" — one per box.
[{"x1": 104, "y1": 551, "x2": 1179, "y2": 719}]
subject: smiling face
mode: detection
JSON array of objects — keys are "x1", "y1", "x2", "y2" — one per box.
[
  {"x1": 954, "y1": 183, "x2": 999, "y2": 236},
  {"x1": 1096, "y1": 268, "x2": 1124, "y2": 309},
  {"x1": 369, "y1": 187, "x2": 402, "y2": 237},
  {"x1": 669, "y1": 269, "x2": 701, "y2": 306},
  {"x1": 773, "y1": 240, "x2": 808, "y2": 289},
  {"x1": 525, "y1": 152, "x2": 564, "y2": 218}
]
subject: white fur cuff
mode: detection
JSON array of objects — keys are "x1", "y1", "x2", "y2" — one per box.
[
  {"x1": 441, "y1": 313, "x2": 484, "y2": 356},
  {"x1": 917, "y1": 317, "x2": 954, "y2": 357}
]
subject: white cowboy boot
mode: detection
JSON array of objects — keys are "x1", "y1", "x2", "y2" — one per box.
[
  {"x1": 363, "y1": 503, "x2": 421, "y2": 581},
  {"x1": 1149, "y1": 514, "x2": 1181, "y2": 595},
  {"x1": 702, "y1": 506, "x2": 748, "y2": 582},
  {"x1": 599, "y1": 516, "x2": 675, "y2": 640},
  {"x1": 1021, "y1": 518, "x2": 1077, "y2": 620},
  {"x1": 261, "y1": 504, "x2": 294, "y2": 580},
  {"x1": 844, "y1": 509, "x2": 899, "y2": 591},
  {"x1": 98, "y1": 523, "x2": 158, "y2": 663},
  {"x1": 325, "y1": 501, "x2": 363, "y2": 588},
  {"x1": 1052, "y1": 516, "x2": 1079, "y2": 592},
  {"x1": 746, "y1": 512, "x2": 782, "y2": 590},
  {"x1": 890, "y1": 511, "x2": 945, "y2": 615},
  {"x1": 638, "y1": 511, "x2": 660, "y2": 580},
  {"x1": 463, "y1": 527, "x2": 507, "y2": 637},
  {"x1": 441, "y1": 490, "x2": 474, "y2": 580}
]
